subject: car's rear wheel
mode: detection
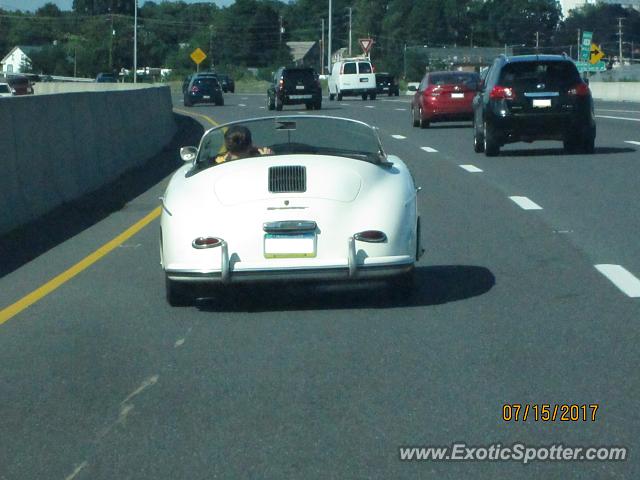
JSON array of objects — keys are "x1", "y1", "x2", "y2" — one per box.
[
  {"x1": 275, "y1": 96, "x2": 283, "y2": 111},
  {"x1": 563, "y1": 138, "x2": 579, "y2": 154},
  {"x1": 361, "y1": 93, "x2": 368, "y2": 100},
  {"x1": 581, "y1": 128, "x2": 596, "y2": 154},
  {"x1": 329, "y1": 93, "x2": 335, "y2": 101},
  {"x1": 370, "y1": 93, "x2": 377, "y2": 100},
  {"x1": 165, "y1": 276, "x2": 193, "y2": 307},
  {"x1": 305, "y1": 103, "x2": 313, "y2": 110},
  {"x1": 483, "y1": 121, "x2": 499, "y2": 156},
  {"x1": 267, "y1": 95, "x2": 275, "y2": 110},
  {"x1": 315, "y1": 101, "x2": 322, "y2": 110},
  {"x1": 411, "y1": 107, "x2": 419, "y2": 127},
  {"x1": 473, "y1": 119, "x2": 485, "y2": 153},
  {"x1": 183, "y1": 97, "x2": 192, "y2": 107},
  {"x1": 216, "y1": 97, "x2": 224, "y2": 106},
  {"x1": 337, "y1": 91, "x2": 343, "y2": 101},
  {"x1": 419, "y1": 108, "x2": 429, "y2": 128}
]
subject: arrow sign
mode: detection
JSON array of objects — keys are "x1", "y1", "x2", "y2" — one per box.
[
  {"x1": 590, "y1": 44, "x2": 605, "y2": 64},
  {"x1": 359, "y1": 38, "x2": 374, "y2": 55}
]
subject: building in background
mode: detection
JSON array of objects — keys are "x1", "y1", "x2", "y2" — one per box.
[
  {"x1": 560, "y1": 0, "x2": 640, "y2": 16},
  {"x1": 1, "y1": 46, "x2": 43, "y2": 74}
]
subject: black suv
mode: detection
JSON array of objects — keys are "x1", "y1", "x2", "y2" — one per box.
[
  {"x1": 472, "y1": 55, "x2": 595, "y2": 156},
  {"x1": 217, "y1": 74, "x2": 235, "y2": 93},
  {"x1": 267, "y1": 67, "x2": 322, "y2": 111},
  {"x1": 376, "y1": 73, "x2": 399, "y2": 96},
  {"x1": 183, "y1": 75, "x2": 223, "y2": 107}
]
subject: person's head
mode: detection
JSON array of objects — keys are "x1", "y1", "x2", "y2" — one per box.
[{"x1": 224, "y1": 125, "x2": 252, "y2": 156}]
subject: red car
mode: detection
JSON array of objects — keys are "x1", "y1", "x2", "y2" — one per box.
[{"x1": 411, "y1": 71, "x2": 480, "y2": 128}]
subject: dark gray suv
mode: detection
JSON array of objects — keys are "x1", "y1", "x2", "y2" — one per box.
[{"x1": 472, "y1": 54, "x2": 596, "y2": 156}]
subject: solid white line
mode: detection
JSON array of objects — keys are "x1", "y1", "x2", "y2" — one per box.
[
  {"x1": 596, "y1": 115, "x2": 640, "y2": 122},
  {"x1": 459, "y1": 164, "x2": 483, "y2": 173},
  {"x1": 509, "y1": 196, "x2": 543, "y2": 210},
  {"x1": 595, "y1": 264, "x2": 640, "y2": 298},
  {"x1": 421, "y1": 147, "x2": 438, "y2": 153},
  {"x1": 391, "y1": 134, "x2": 406, "y2": 139},
  {"x1": 624, "y1": 140, "x2": 640, "y2": 146}
]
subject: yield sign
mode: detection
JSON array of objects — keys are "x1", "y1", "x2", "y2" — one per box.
[
  {"x1": 590, "y1": 44, "x2": 605, "y2": 64},
  {"x1": 359, "y1": 38, "x2": 374, "y2": 55}
]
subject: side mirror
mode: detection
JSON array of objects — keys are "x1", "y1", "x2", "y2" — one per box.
[
  {"x1": 180, "y1": 146, "x2": 198, "y2": 162},
  {"x1": 407, "y1": 85, "x2": 417, "y2": 92}
]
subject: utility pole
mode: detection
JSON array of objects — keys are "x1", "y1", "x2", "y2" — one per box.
[
  {"x1": 321, "y1": 18, "x2": 325, "y2": 75},
  {"x1": 577, "y1": 28, "x2": 581, "y2": 62},
  {"x1": 348, "y1": 7, "x2": 352, "y2": 56},
  {"x1": 617, "y1": 17, "x2": 624, "y2": 64},
  {"x1": 109, "y1": 12, "x2": 114, "y2": 71},
  {"x1": 210, "y1": 26, "x2": 214, "y2": 69},
  {"x1": 328, "y1": 0, "x2": 332, "y2": 73},
  {"x1": 133, "y1": 0, "x2": 138, "y2": 83},
  {"x1": 279, "y1": 16, "x2": 283, "y2": 45},
  {"x1": 403, "y1": 43, "x2": 407, "y2": 79},
  {"x1": 535, "y1": 31, "x2": 539, "y2": 52}
]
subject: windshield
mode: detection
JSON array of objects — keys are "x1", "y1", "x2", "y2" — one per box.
[
  {"x1": 195, "y1": 116, "x2": 385, "y2": 168},
  {"x1": 429, "y1": 72, "x2": 479, "y2": 89},
  {"x1": 499, "y1": 61, "x2": 580, "y2": 89}
]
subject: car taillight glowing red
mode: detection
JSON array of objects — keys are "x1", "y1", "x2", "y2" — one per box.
[
  {"x1": 192, "y1": 237, "x2": 223, "y2": 249},
  {"x1": 489, "y1": 85, "x2": 516, "y2": 100},
  {"x1": 568, "y1": 83, "x2": 590, "y2": 96},
  {"x1": 425, "y1": 86, "x2": 441, "y2": 97},
  {"x1": 354, "y1": 230, "x2": 387, "y2": 243},
  {"x1": 190, "y1": 85, "x2": 200, "y2": 93},
  {"x1": 371, "y1": 65, "x2": 376, "y2": 73}
]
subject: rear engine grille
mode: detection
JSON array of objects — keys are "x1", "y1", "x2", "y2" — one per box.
[{"x1": 268, "y1": 166, "x2": 307, "y2": 193}]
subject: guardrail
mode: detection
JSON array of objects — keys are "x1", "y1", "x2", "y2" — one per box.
[{"x1": 0, "y1": 85, "x2": 176, "y2": 236}]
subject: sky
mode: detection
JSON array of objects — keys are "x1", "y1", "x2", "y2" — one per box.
[{"x1": 0, "y1": 0, "x2": 234, "y2": 12}]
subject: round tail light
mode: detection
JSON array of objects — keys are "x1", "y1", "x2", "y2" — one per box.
[{"x1": 192, "y1": 237, "x2": 223, "y2": 249}]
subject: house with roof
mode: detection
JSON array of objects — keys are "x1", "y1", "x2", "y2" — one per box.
[
  {"x1": 1, "y1": 46, "x2": 43, "y2": 74},
  {"x1": 286, "y1": 41, "x2": 320, "y2": 70}
]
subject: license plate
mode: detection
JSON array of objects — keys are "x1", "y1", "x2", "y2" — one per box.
[
  {"x1": 296, "y1": 85, "x2": 305, "y2": 90},
  {"x1": 451, "y1": 93, "x2": 464, "y2": 99},
  {"x1": 203, "y1": 95, "x2": 211, "y2": 99},
  {"x1": 360, "y1": 78, "x2": 369, "y2": 82},
  {"x1": 533, "y1": 99, "x2": 552, "y2": 108},
  {"x1": 264, "y1": 233, "x2": 316, "y2": 258},
  {"x1": 289, "y1": 94, "x2": 312, "y2": 99},
  {"x1": 382, "y1": 87, "x2": 389, "y2": 90}
]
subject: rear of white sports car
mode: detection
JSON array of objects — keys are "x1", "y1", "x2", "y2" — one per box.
[{"x1": 160, "y1": 116, "x2": 420, "y2": 304}]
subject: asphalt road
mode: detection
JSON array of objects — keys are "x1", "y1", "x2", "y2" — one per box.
[{"x1": 0, "y1": 92, "x2": 639, "y2": 479}]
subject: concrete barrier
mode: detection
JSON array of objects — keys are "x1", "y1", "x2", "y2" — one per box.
[
  {"x1": 0, "y1": 86, "x2": 176, "y2": 235},
  {"x1": 589, "y1": 82, "x2": 640, "y2": 103},
  {"x1": 33, "y1": 82, "x2": 158, "y2": 95}
]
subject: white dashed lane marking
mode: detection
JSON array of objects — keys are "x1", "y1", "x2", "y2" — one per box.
[
  {"x1": 421, "y1": 147, "x2": 438, "y2": 153},
  {"x1": 395, "y1": 108, "x2": 407, "y2": 111},
  {"x1": 365, "y1": 105, "x2": 375, "y2": 108},
  {"x1": 596, "y1": 115, "x2": 640, "y2": 122},
  {"x1": 595, "y1": 265, "x2": 640, "y2": 298},
  {"x1": 391, "y1": 135, "x2": 406, "y2": 139},
  {"x1": 238, "y1": 103, "x2": 246, "y2": 107},
  {"x1": 509, "y1": 196, "x2": 543, "y2": 210},
  {"x1": 624, "y1": 140, "x2": 640, "y2": 146},
  {"x1": 459, "y1": 164, "x2": 483, "y2": 173}
]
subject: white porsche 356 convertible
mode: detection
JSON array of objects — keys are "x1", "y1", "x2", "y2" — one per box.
[{"x1": 160, "y1": 115, "x2": 422, "y2": 305}]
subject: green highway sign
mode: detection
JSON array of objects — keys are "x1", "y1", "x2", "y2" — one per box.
[
  {"x1": 580, "y1": 31, "x2": 593, "y2": 62},
  {"x1": 576, "y1": 61, "x2": 606, "y2": 73}
]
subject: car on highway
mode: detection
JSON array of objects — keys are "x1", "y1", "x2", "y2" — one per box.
[
  {"x1": 328, "y1": 58, "x2": 377, "y2": 100},
  {"x1": 267, "y1": 66, "x2": 322, "y2": 110},
  {"x1": 375, "y1": 72, "x2": 400, "y2": 96},
  {"x1": 181, "y1": 71, "x2": 218, "y2": 95},
  {"x1": 95, "y1": 72, "x2": 118, "y2": 83},
  {"x1": 410, "y1": 70, "x2": 479, "y2": 128},
  {"x1": 6, "y1": 75, "x2": 34, "y2": 95},
  {"x1": 0, "y1": 82, "x2": 12, "y2": 97},
  {"x1": 217, "y1": 74, "x2": 235, "y2": 93},
  {"x1": 160, "y1": 115, "x2": 422, "y2": 305},
  {"x1": 472, "y1": 54, "x2": 596, "y2": 156},
  {"x1": 183, "y1": 75, "x2": 224, "y2": 107}
]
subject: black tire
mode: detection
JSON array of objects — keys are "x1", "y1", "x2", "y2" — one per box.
[
  {"x1": 395, "y1": 91, "x2": 399, "y2": 97},
  {"x1": 329, "y1": 93, "x2": 335, "y2": 101},
  {"x1": 230, "y1": 88, "x2": 235, "y2": 93},
  {"x1": 183, "y1": 97, "x2": 192, "y2": 107},
  {"x1": 581, "y1": 128, "x2": 596, "y2": 154},
  {"x1": 315, "y1": 101, "x2": 322, "y2": 110},
  {"x1": 165, "y1": 276, "x2": 192, "y2": 307},
  {"x1": 411, "y1": 107, "x2": 419, "y2": 128},
  {"x1": 362, "y1": 93, "x2": 368, "y2": 100},
  {"x1": 418, "y1": 108, "x2": 429, "y2": 129},
  {"x1": 388, "y1": 92, "x2": 393, "y2": 97},
  {"x1": 216, "y1": 97, "x2": 224, "y2": 106},
  {"x1": 305, "y1": 103, "x2": 313, "y2": 110},
  {"x1": 337, "y1": 92, "x2": 343, "y2": 101},
  {"x1": 483, "y1": 121, "x2": 499, "y2": 156},
  {"x1": 267, "y1": 95, "x2": 275, "y2": 110},
  {"x1": 473, "y1": 119, "x2": 485, "y2": 153},
  {"x1": 370, "y1": 93, "x2": 377, "y2": 100},
  {"x1": 563, "y1": 138, "x2": 579, "y2": 154},
  {"x1": 275, "y1": 96, "x2": 283, "y2": 111}
]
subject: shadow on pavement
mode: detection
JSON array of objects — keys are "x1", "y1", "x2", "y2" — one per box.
[
  {"x1": 499, "y1": 146, "x2": 634, "y2": 157},
  {"x1": 0, "y1": 113, "x2": 203, "y2": 278},
  {"x1": 194, "y1": 265, "x2": 495, "y2": 312}
]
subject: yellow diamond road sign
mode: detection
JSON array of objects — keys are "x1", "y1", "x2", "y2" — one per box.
[
  {"x1": 590, "y1": 44, "x2": 605, "y2": 65},
  {"x1": 190, "y1": 47, "x2": 207, "y2": 65}
]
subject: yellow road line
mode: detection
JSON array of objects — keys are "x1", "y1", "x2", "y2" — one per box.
[
  {"x1": 173, "y1": 108, "x2": 219, "y2": 127},
  {"x1": 0, "y1": 207, "x2": 162, "y2": 325}
]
